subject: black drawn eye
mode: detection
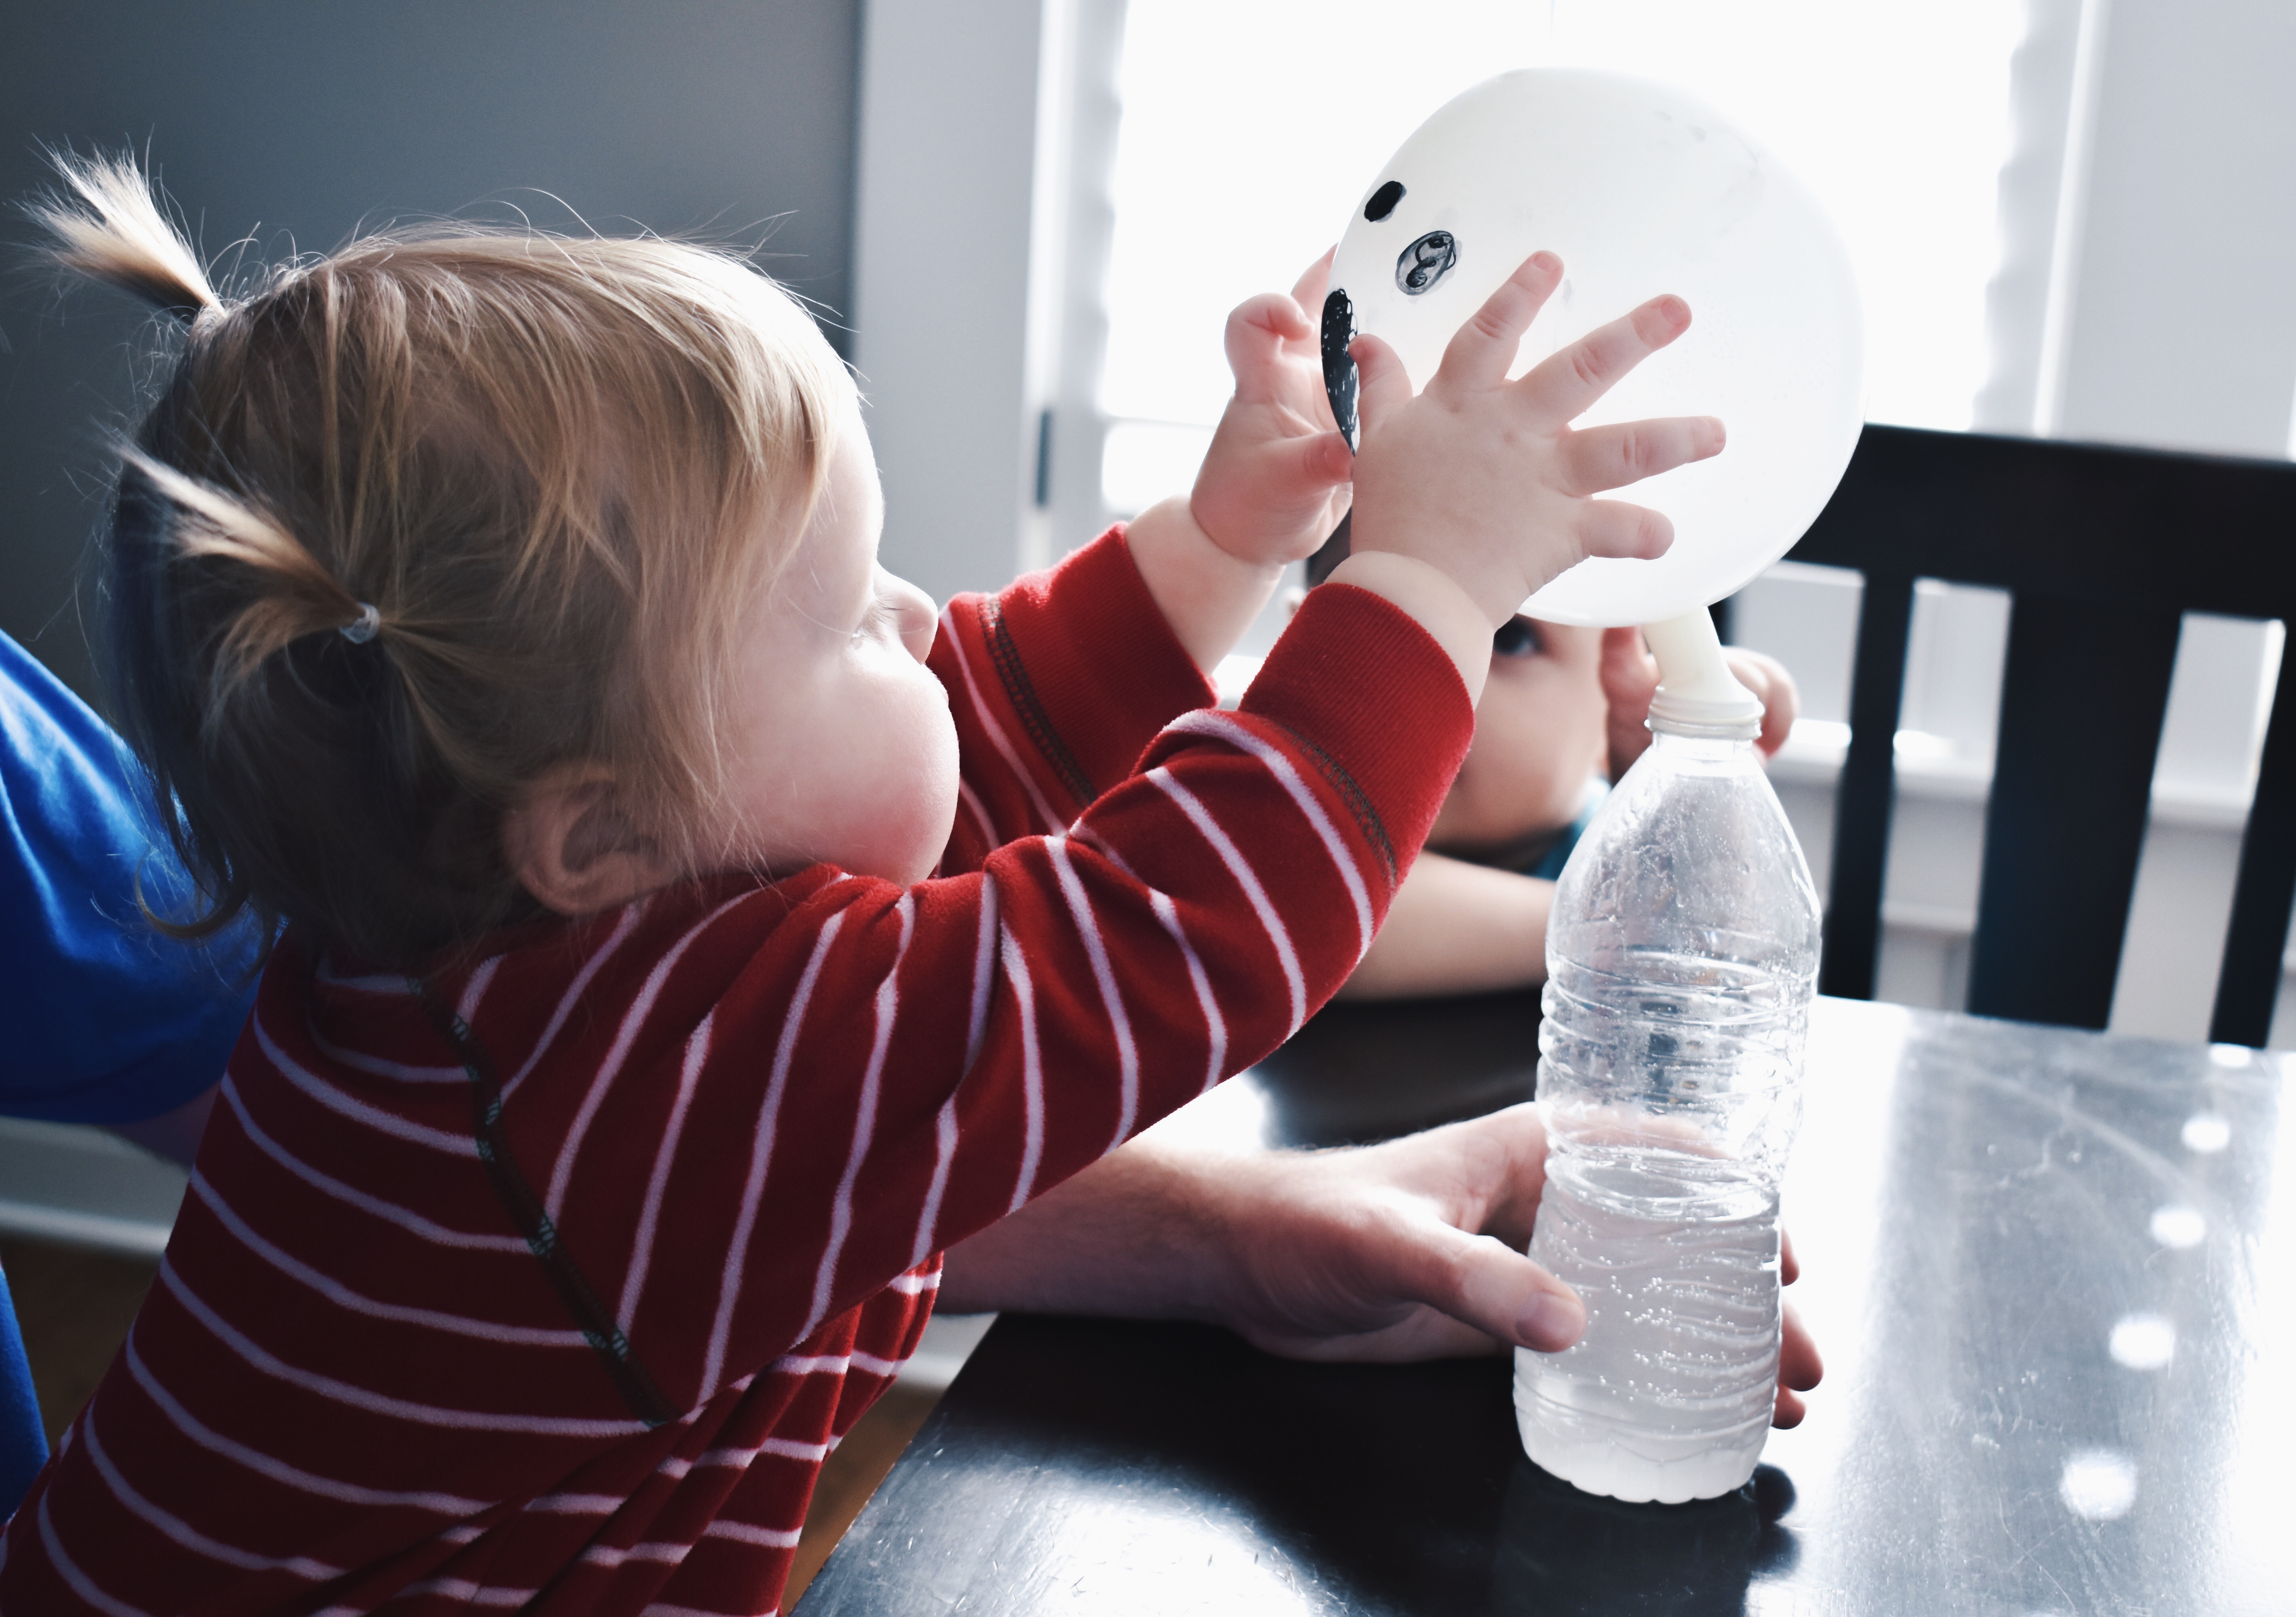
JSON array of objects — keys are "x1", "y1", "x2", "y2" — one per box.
[
  {"x1": 1364, "y1": 180, "x2": 1405, "y2": 222},
  {"x1": 1321, "y1": 289, "x2": 1358, "y2": 454},
  {"x1": 1396, "y1": 230, "x2": 1457, "y2": 296}
]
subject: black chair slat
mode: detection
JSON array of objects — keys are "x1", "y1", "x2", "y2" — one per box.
[
  {"x1": 2213, "y1": 640, "x2": 2296, "y2": 1045},
  {"x1": 1787, "y1": 423, "x2": 2296, "y2": 1039},
  {"x1": 1818, "y1": 572, "x2": 1914, "y2": 1001},
  {"x1": 1795, "y1": 427, "x2": 2296, "y2": 616},
  {"x1": 1966, "y1": 596, "x2": 2182, "y2": 1029}
]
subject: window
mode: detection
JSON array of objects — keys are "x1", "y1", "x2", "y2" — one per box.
[{"x1": 1099, "y1": 0, "x2": 2023, "y2": 513}]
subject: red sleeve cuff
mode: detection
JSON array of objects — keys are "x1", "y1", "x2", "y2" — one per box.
[
  {"x1": 989, "y1": 526, "x2": 1215, "y2": 797},
  {"x1": 1239, "y1": 581, "x2": 1475, "y2": 883}
]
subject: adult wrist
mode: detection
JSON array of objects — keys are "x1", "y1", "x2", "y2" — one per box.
[{"x1": 1110, "y1": 1120, "x2": 1262, "y2": 1327}]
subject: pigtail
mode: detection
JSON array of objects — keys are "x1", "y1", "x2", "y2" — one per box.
[
  {"x1": 29, "y1": 150, "x2": 220, "y2": 325},
  {"x1": 32, "y1": 155, "x2": 386, "y2": 684},
  {"x1": 118, "y1": 448, "x2": 377, "y2": 695},
  {"x1": 27, "y1": 150, "x2": 851, "y2": 967}
]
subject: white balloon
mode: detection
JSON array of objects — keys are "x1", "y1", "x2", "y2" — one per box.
[{"x1": 1327, "y1": 70, "x2": 1863, "y2": 627}]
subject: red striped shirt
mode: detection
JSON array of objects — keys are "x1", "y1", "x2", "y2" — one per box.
[{"x1": 0, "y1": 530, "x2": 1471, "y2": 1615}]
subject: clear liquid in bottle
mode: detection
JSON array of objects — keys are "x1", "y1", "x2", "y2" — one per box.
[{"x1": 1514, "y1": 726, "x2": 1820, "y2": 1503}]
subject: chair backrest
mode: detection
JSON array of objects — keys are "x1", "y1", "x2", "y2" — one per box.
[{"x1": 1783, "y1": 424, "x2": 2296, "y2": 1043}]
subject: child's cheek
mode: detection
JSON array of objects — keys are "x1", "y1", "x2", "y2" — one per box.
[{"x1": 884, "y1": 687, "x2": 961, "y2": 884}]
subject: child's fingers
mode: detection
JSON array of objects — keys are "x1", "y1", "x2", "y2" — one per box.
[
  {"x1": 1515, "y1": 294, "x2": 1693, "y2": 430},
  {"x1": 1725, "y1": 649, "x2": 1799, "y2": 756},
  {"x1": 1287, "y1": 429, "x2": 1355, "y2": 493},
  {"x1": 1558, "y1": 415, "x2": 1725, "y2": 495},
  {"x1": 1575, "y1": 498, "x2": 1674, "y2": 562},
  {"x1": 1226, "y1": 292, "x2": 1315, "y2": 395},
  {"x1": 1781, "y1": 1226, "x2": 1801, "y2": 1286},
  {"x1": 1288, "y1": 247, "x2": 1336, "y2": 326},
  {"x1": 1350, "y1": 332, "x2": 1415, "y2": 443},
  {"x1": 1430, "y1": 251, "x2": 1564, "y2": 395}
]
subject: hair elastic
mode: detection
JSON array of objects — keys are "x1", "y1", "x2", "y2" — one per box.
[{"x1": 340, "y1": 602, "x2": 382, "y2": 644}]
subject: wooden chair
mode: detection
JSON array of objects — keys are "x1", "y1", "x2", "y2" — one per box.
[{"x1": 1782, "y1": 424, "x2": 2296, "y2": 1043}]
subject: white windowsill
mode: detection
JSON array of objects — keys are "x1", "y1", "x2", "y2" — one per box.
[{"x1": 1770, "y1": 720, "x2": 2258, "y2": 831}]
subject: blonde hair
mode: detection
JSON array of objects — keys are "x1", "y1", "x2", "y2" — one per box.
[{"x1": 33, "y1": 152, "x2": 852, "y2": 967}]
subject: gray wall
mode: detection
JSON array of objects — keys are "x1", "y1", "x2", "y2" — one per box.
[{"x1": 0, "y1": 0, "x2": 861, "y2": 701}]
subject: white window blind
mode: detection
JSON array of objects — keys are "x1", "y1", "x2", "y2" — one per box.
[{"x1": 1099, "y1": 0, "x2": 2023, "y2": 513}]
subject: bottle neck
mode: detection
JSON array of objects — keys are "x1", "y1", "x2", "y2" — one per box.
[
  {"x1": 1642, "y1": 611, "x2": 1763, "y2": 741},
  {"x1": 1648, "y1": 728, "x2": 1759, "y2": 769}
]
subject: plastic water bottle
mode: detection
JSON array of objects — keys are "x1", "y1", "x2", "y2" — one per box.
[{"x1": 1513, "y1": 614, "x2": 1821, "y2": 1504}]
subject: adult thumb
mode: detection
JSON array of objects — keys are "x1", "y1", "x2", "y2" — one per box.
[{"x1": 1410, "y1": 1221, "x2": 1586, "y2": 1353}]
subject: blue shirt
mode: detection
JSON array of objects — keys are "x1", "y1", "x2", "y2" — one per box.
[
  {"x1": 0, "y1": 631, "x2": 259, "y2": 1121},
  {"x1": 1526, "y1": 777, "x2": 1611, "y2": 881},
  {"x1": 0, "y1": 629, "x2": 260, "y2": 1515}
]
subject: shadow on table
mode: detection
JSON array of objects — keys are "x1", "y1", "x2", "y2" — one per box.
[
  {"x1": 1492, "y1": 1461, "x2": 1800, "y2": 1615},
  {"x1": 917, "y1": 1313, "x2": 1797, "y2": 1616}
]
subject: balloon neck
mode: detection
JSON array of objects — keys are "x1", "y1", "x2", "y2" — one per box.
[{"x1": 1643, "y1": 611, "x2": 1762, "y2": 740}]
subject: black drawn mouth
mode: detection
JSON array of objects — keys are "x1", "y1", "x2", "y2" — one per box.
[
  {"x1": 1396, "y1": 230, "x2": 1458, "y2": 296},
  {"x1": 1321, "y1": 287, "x2": 1358, "y2": 454}
]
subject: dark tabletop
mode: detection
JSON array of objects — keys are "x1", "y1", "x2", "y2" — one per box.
[{"x1": 796, "y1": 993, "x2": 2296, "y2": 1615}]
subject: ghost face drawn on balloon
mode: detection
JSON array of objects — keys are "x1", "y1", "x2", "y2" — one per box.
[{"x1": 1324, "y1": 69, "x2": 1863, "y2": 628}]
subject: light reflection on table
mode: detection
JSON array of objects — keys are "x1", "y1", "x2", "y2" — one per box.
[{"x1": 1755, "y1": 1002, "x2": 2296, "y2": 1615}]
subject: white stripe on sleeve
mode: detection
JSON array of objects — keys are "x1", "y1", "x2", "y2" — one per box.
[
  {"x1": 1147, "y1": 767, "x2": 1307, "y2": 1035},
  {"x1": 123, "y1": 1336, "x2": 489, "y2": 1513},
  {"x1": 187, "y1": 1172, "x2": 587, "y2": 1347},
  {"x1": 503, "y1": 900, "x2": 648, "y2": 1098},
  {"x1": 157, "y1": 1264, "x2": 648, "y2": 1437},
  {"x1": 999, "y1": 926, "x2": 1046, "y2": 1212},
  {"x1": 1045, "y1": 836, "x2": 1141, "y2": 1145},
  {"x1": 1072, "y1": 825, "x2": 1226, "y2": 1094},
  {"x1": 38, "y1": 1494, "x2": 157, "y2": 1617},
  {"x1": 1166, "y1": 708, "x2": 1375, "y2": 958},
  {"x1": 703, "y1": 908, "x2": 846, "y2": 1397},
  {"x1": 617, "y1": 1009, "x2": 717, "y2": 1330},
  {"x1": 545, "y1": 893, "x2": 751, "y2": 1220},
  {"x1": 802, "y1": 894, "x2": 917, "y2": 1337},
  {"x1": 250, "y1": 1015, "x2": 477, "y2": 1157},
  {"x1": 81, "y1": 1412, "x2": 344, "y2": 1579},
  {"x1": 218, "y1": 1078, "x2": 526, "y2": 1254}
]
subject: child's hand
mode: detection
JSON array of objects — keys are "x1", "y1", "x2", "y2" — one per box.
[
  {"x1": 1599, "y1": 628, "x2": 1799, "y2": 777},
  {"x1": 1188, "y1": 251, "x2": 1355, "y2": 569},
  {"x1": 1345, "y1": 251, "x2": 1725, "y2": 627}
]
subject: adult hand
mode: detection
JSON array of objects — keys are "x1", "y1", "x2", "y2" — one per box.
[{"x1": 940, "y1": 1102, "x2": 1820, "y2": 1424}]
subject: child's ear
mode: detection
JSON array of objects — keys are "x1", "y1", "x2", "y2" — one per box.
[{"x1": 502, "y1": 764, "x2": 679, "y2": 917}]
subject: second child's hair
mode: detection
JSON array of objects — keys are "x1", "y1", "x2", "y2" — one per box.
[{"x1": 32, "y1": 154, "x2": 852, "y2": 968}]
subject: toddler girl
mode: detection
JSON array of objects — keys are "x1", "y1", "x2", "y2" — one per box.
[{"x1": 1, "y1": 156, "x2": 1717, "y2": 1615}]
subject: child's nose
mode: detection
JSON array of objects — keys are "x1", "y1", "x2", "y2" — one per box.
[{"x1": 883, "y1": 570, "x2": 939, "y2": 662}]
